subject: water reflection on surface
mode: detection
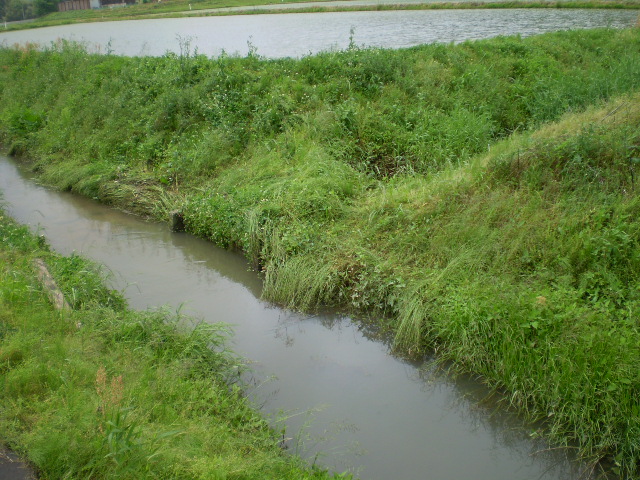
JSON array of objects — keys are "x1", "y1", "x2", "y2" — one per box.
[
  {"x1": 0, "y1": 156, "x2": 590, "y2": 479},
  {"x1": 0, "y1": 9, "x2": 637, "y2": 58}
]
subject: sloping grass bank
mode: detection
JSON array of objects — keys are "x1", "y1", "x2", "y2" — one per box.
[
  {"x1": 0, "y1": 212, "x2": 343, "y2": 479},
  {"x1": 1, "y1": 28, "x2": 639, "y2": 475}
]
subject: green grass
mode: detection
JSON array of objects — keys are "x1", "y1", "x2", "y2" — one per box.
[
  {"x1": 1, "y1": 27, "x2": 640, "y2": 476},
  {"x1": 0, "y1": 213, "x2": 347, "y2": 479},
  {"x1": 4, "y1": 0, "x2": 639, "y2": 32}
]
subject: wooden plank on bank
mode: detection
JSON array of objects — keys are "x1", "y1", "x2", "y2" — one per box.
[{"x1": 34, "y1": 258, "x2": 71, "y2": 311}]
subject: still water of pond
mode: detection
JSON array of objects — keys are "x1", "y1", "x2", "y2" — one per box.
[
  {"x1": 0, "y1": 156, "x2": 594, "y2": 479},
  {"x1": 0, "y1": 9, "x2": 638, "y2": 57}
]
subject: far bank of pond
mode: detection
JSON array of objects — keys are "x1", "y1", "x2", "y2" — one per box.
[{"x1": 1, "y1": 26, "x2": 639, "y2": 477}]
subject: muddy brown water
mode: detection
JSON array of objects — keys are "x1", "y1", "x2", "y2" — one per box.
[{"x1": 0, "y1": 156, "x2": 597, "y2": 479}]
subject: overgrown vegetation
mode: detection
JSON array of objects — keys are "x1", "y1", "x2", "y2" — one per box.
[
  {"x1": 1, "y1": 0, "x2": 306, "y2": 25},
  {"x1": 0, "y1": 212, "x2": 345, "y2": 479},
  {"x1": 1, "y1": 27, "x2": 640, "y2": 476},
  {"x1": 1, "y1": 0, "x2": 57, "y2": 23}
]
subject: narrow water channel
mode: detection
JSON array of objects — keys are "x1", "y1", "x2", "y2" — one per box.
[{"x1": 0, "y1": 156, "x2": 591, "y2": 480}]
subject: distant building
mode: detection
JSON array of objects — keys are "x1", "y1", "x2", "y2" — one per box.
[
  {"x1": 58, "y1": 0, "x2": 100, "y2": 10},
  {"x1": 58, "y1": 0, "x2": 135, "y2": 11}
]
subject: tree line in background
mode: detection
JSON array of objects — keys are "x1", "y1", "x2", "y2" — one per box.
[{"x1": 1, "y1": 0, "x2": 58, "y2": 22}]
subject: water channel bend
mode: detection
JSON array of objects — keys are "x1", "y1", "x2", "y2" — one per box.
[{"x1": 0, "y1": 156, "x2": 593, "y2": 479}]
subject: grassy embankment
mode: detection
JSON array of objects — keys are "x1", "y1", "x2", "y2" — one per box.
[
  {"x1": 3, "y1": 0, "x2": 640, "y2": 32},
  {"x1": 0, "y1": 213, "x2": 346, "y2": 478},
  {"x1": 1, "y1": 27, "x2": 639, "y2": 475},
  {"x1": 0, "y1": 0, "x2": 309, "y2": 30}
]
